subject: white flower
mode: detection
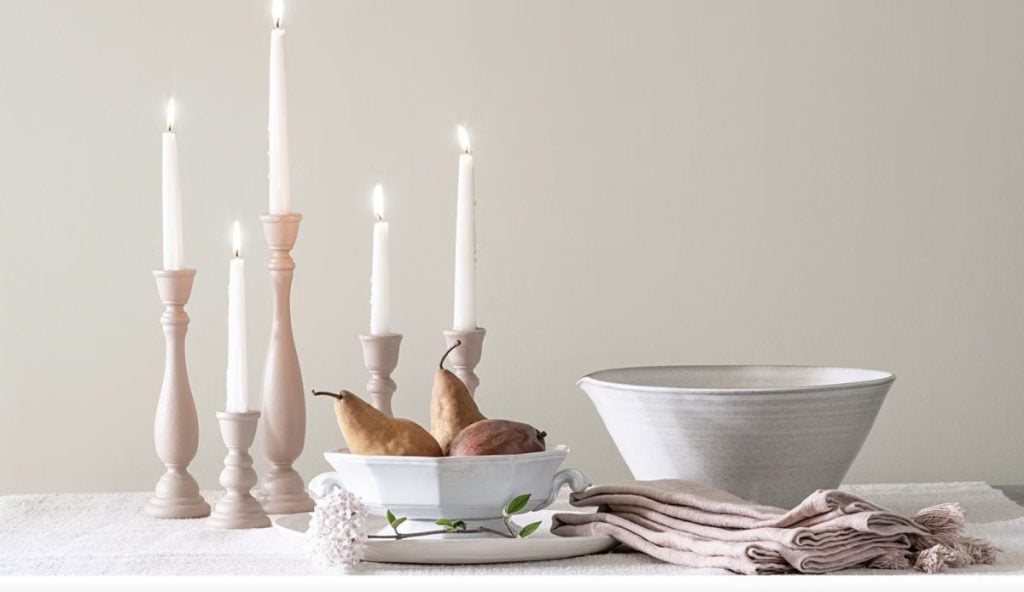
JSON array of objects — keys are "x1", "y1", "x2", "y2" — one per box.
[{"x1": 307, "y1": 487, "x2": 369, "y2": 568}]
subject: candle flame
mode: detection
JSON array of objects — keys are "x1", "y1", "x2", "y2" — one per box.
[
  {"x1": 457, "y1": 125, "x2": 471, "y2": 153},
  {"x1": 273, "y1": 0, "x2": 284, "y2": 27},
  {"x1": 232, "y1": 220, "x2": 242, "y2": 258},
  {"x1": 166, "y1": 98, "x2": 176, "y2": 131},
  {"x1": 373, "y1": 184, "x2": 384, "y2": 221}
]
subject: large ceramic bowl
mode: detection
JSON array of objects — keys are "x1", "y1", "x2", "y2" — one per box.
[
  {"x1": 308, "y1": 445, "x2": 591, "y2": 524},
  {"x1": 578, "y1": 366, "x2": 894, "y2": 508}
]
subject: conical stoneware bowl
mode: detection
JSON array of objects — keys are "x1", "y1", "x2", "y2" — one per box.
[{"x1": 578, "y1": 366, "x2": 894, "y2": 508}]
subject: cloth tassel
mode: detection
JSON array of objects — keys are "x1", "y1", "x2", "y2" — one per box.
[
  {"x1": 910, "y1": 503, "x2": 999, "y2": 573},
  {"x1": 912, "y1": 503, "x2": 966, "y2": 533}
]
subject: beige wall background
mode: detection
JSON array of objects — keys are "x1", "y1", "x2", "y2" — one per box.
[{"x1": 1, "y1": 0, "x2": 1022, "y2": 494}]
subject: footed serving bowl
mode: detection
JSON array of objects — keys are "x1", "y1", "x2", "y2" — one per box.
[
  {"x1": 579, "y1": 365, "x2": 894, "y2": 508},
  {"x1": 308, "y1": 445, "x2": 590, "y2": 529}
]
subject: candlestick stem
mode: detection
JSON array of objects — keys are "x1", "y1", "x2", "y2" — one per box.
[
  {"x1": 145, "y1": 269, "x2": 210, "y2": 519},
  {"x1": 210, "y1": 411, "x2": 270, "y2": 529},
  {"x1": 359, "y1": 333, "x2": 402, "y2": 416},
  {"x1": 257, "y1": 213, "x2": 313, "y2": 514},
  {"x1": 442, "y1": 328, "x2": 486, "y2": 397}
]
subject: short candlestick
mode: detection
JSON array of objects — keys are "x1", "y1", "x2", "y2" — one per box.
[
  {"x1": 210, "y1": 411, "x2": 270, "y2": 529},
  {"x1": 257, "y1": 213, "x2": 313, "y2": 514},
  {"x1": 145, "y1": 269, "x2": 210, "y2": 519},
  {"x1": 442, "y1": 327, "x2": 486, "y2": 397},
  {"x1": 359, "y1": 333, "x2": 402, "y2": 416}
]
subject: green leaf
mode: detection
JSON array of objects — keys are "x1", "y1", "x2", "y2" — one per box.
[
  {"x1": 518, "y1": 521, "x2": 542, "y2": 538},
  {"x1": 503, "y1": 493, "x2": 532, "y2": 516},
  {"x1": 452, "y1": 520, "x2": 467, "y2": 531},
  {"x1": 386, "y1": 510, "x2": 397, "y2": 526},
  {"x1": 435, "y1": 518, "x2": 453, "y2": 527},
  {"x1": 391, "y1": 517, "x2": 407, "y2": 529}
]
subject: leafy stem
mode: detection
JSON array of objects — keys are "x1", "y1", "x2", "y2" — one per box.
[
  {"x1": 385, "y1": 510, "x2": 407, "y2": 538},
  {"x1": 380, "y1": 493, "x2": 544, "y2": 541},
  {"x1": 368, "y1": 526, "x2": 514, "y2": 540},
  {"x1": 502, "y1": 493, "x2": 543, "y2": 538}
]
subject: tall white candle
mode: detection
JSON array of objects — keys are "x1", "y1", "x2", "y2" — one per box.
[
  {"x1": 453, "y1": 125, "x2": 476, "y2": 330},
  {"x1": 226, "y1": 221, "x2": 249, "y2": 413},
  {"x1": 161, "y1": 98, "x2": 184, "y2": 270},
  {"x1": 369, "y1": 184, "x2": 390, "y2": 335},
  {"x1": 268, "y1": 0, "x2": 291, "y2": 214}
]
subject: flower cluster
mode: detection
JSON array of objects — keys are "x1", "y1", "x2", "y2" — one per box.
[{"x1": 307, "y1": 487, "x2": 369, "y2": 568}]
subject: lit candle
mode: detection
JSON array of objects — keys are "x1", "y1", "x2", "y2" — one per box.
[
  {"x1": 268, "y1": 0, "x2": 291, "y2": 214},
  {"x1": 226, "y1": 221, "x2": 249, "y2": 413},
  {"x1": 453, "y1": 125, "x2": 476, "y2": 330},
  {"x1": 369, "y1": 184, "x2": 390, "y2": 335},
  {"x1": 161, "y1": 98, "x2": 184, "y2": 270}
]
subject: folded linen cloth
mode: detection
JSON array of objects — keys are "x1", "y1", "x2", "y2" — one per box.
[{"x1": 550, "y1": 479, "x2": 998, "y2": 574}]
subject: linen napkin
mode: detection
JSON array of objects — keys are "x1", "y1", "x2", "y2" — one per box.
[{"x1": 550, "y1": 479, "x2": 997, "y2": 574}]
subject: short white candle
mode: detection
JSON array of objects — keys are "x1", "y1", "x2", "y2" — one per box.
[
  {"x1": 268, "y1": 0, "x2": 291, "y2": 214},
  {"x1": 226, "y1": 221, "x2": 249, "y2": 413},
  {"x1": 452, "y1": 125, "x2": 476, "y2": 330},
  {"x1": 161, "y1": 98, "x2": 184, "y2": 270},
  {"x1": 369, "y1": 184, "x2": 390, "y2": 335}
]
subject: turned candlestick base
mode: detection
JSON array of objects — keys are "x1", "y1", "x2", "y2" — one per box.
[
  {"x1": 359, "y1": 333, "x2": 402, "y2": 416},
  {"x1": 146, "y1": 269, "x2": 210, "y2": 519},
  {"x1": 443, "y1": 327, "x2": 486, "y2": 397},
  {"x1": 257, "y1": 213, "x2": 313, "y2": 515},
  {"x1": 210, "y1": 411, "x2": 270, "y2": 529}
]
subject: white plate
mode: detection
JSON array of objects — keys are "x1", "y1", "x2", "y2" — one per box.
[{"x1": 274, "y1": 509, "x2": 617, "y2": 565}]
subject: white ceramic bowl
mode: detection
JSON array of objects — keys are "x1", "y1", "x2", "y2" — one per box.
[
  {"x1": 579, "y1": 366, "x2": 894, "y2": 508},
  {"x1": 308, "y1": 445, "x2": 591, "y2": 523}
]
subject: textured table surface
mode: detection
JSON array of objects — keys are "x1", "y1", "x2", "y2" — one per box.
[
  {"x1": 996, "y1": 485, "x2": 1024, "y2": 507},
  {"x1": 2, "y1": 482, "x2": 1023, "y2": 575}
]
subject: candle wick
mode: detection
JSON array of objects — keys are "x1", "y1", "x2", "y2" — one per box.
[
  {"x1": 275, "y1": 18, "x2": 282, "y2": 29},
  {"x1": 234, "y1": 249, "x2": 240, "y2": 259}
]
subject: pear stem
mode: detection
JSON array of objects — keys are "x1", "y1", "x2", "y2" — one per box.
[
  {"x1": 312, "y1": 390, "x2": 343, "y2": 401},
  {"x1": 439, "y1": 340, "x2": 462, "y2": 369}
]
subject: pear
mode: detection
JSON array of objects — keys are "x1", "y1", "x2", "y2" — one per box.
[
  {"x1": 313, "y1": 389, "x2": 442, "y2": 457},
  {"x1": 430, "y1": 340, "x2": 487, "y2": 453},
  {"x1": 447, "y1": 419, "x2": 547, "y2": 456}
]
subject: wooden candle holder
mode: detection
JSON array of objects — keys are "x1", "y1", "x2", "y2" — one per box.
[
  {"x1": 210, "y1": 411, "x2": 270, "y2": 529},
  {"x1": 257, "y1": 213, "x2": 313, "y2": 514},
  {"x1": 359, "y1": 333, "x2": 402, "y2": 417},
  {"x1": 443, "y1": 327, "x2": 486, "y2": 397},
  {"x1": 145, "y1": 269, "x2": 210, "y2": 519}
]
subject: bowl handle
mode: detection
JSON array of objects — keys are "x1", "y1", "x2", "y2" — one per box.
[
  {"x1": 537, "y1": 468, "x2": 592, "y2": 509},
  {"x1": 307, "y1": 471, "x2": 342, "y2": 499}
]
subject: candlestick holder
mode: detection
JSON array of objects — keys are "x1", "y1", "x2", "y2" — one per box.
[
  {"x1": 442, "y1": 327, "x2": 486, "y2": 397},
  {"x1": 145, "y1": 269, "x2": 210, "y2": 519},
  {"x1": 257, "y1": 213, "x2": 313, "y2": 514},
  {"x1": 359, "y1": 333, "x2": 402, "y2": 416},
  {"x1": 210, "y1": 411, "x2": 270, "y2": 529}
]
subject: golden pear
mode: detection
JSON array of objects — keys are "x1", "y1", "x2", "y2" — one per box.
[
  {"x1": 430, "y1": 340, "x2": 486, "y2": 454},
  {"x1": 313, "y1": 389, "x2": 442, "y2": 457}
]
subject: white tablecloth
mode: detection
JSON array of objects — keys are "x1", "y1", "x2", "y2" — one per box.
[{"x1": 2, "y1": 482, "x2": 1022, "y2": 575}]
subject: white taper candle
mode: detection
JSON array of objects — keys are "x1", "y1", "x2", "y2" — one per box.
[
  {"x1": 226, "y1": 221, "x2": 249, "y2": 413},
  {"x1": 268, "y1": 0, "x2": 291, "y2": 214},
  {"x1": 161, "y1": 99, "x2": 184, "y2": 270},
  {"x1": 453, "y1": 125, "x2": 476, "y2": 330},
  {"x1": 370, "y1": 184, "x2": 391, "y2": 335}
]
